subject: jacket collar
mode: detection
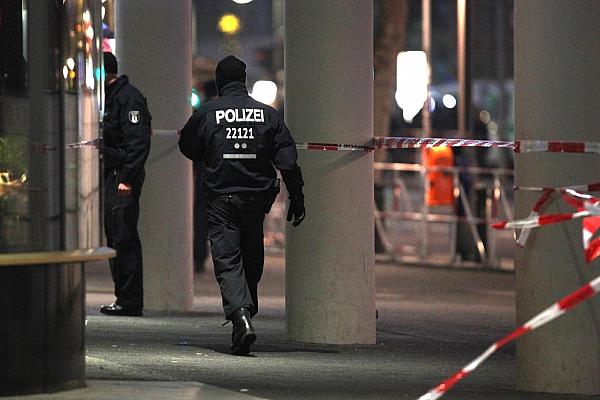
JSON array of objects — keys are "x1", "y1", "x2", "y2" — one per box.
[
  {"x1": 106, "y1": 75, "x2": 129, "y2": 99},
  {"x1": 218, "y1": 81, "x2": 248, "y2": 97}
]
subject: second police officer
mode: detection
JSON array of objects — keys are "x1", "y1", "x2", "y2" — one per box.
[
  {"x1": 179, "y1": 55, "x2": 305, "y2": 356},
  {"x1": 100, "y1": 52, "x2": 152, "y2": 317}
]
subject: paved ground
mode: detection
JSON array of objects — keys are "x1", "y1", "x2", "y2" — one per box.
[{"x1": 11, "y1": 255, "x2": 599, "y2": 400}]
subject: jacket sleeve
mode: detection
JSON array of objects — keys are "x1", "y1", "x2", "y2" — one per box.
[
  {"x1": 119, "y1": 92, "x2": 152, "y2": 184},
  {"x1": 178, "y1": 108, "x2": 207, "y2": 162},
  {"x1": 272, "y1": 111, "x2": 304, "y2": 198}
]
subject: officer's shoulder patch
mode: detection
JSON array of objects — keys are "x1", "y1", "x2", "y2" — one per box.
[{"x1": 128, "y1": 111, "x2": 140, "y2": 124}]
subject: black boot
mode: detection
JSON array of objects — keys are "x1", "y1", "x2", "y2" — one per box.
[{"x1": 230, "y1": 307, "x2": 256, "y2": 356}]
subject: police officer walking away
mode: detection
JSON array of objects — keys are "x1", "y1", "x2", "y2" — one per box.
[
  {"x1": 178, "y1": 55, "x2": 305, "y2": 355},
  {"x1": 100, "y1": 52, "x2": 152, "y2": 317}
]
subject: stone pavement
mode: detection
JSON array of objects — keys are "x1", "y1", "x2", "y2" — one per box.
[{"x1": 9, "y1": 255, "x2": 598, "y2": 400}]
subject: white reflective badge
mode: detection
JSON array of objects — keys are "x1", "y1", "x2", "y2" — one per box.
[{"x1": 128, "y1": 111, "x2": 140, "y2": 124}]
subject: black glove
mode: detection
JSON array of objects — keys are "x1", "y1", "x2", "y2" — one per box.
[{"x1": 287, "y1": 195, "x2": 305, "y2": 227}]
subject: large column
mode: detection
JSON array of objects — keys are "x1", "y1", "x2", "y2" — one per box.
[
  {"x1": 285, "y1": 1, "x2": 375, "y2": 344},
  {"x1": 115, "y1": 0, "x2": 193, "y2": 311},
  {"x1": 514, "y1": 1, "x2": 600, "y2": 394}
]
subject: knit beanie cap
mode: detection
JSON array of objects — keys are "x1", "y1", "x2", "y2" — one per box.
[
  {"x1": 215, "y1": 55, "x2": 246, "y2": 90},
  {"x1": 104, "y1": 52, "x2": 118, "y2": 75}
]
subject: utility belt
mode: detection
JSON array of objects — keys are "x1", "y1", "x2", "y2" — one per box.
[{"x1": 207, "y1": 178, "x2": 280, "y2": 214}]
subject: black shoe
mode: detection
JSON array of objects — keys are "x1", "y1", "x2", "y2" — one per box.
[
  {"x1": 230, "y1": 307, "x2": 256, "y2": 356},
  {"x1": 100, "y1": 303, "x2": 142, "y2": 317}
]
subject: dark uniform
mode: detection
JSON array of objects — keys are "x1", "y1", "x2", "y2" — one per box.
[
  {"x1": 193, "y1": 80, "x2": 219, "y2": 271},
  {"x1": 179, "y1": 55, "x2": 305, "y2": 355},
  {"x1": 101, "y1": 72, "x2": 152, "y2": 316}
]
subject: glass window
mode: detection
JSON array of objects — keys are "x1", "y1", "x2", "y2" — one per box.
[{"x1": 0, "y1": 0, "x2": 102, "y2": 252}]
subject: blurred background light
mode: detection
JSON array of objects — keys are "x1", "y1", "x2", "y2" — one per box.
[
  {"x1": 479, "y1": 110, "x2": 491, "y2": 124},
  {"x1": 442, "y1": 93, "x2": 456, "y2": 109},
  {"x1": 232, "y1": 0, "x2": 254, "y2": 4},
  {"x1": 395, "y1": 51, "x2": 429, "y2": 123},
  {"x1": 190, "y1": 88, "x2": 201, "y2": 109},
  {"x1": 86, "y1": 56, "x2": 95, "y2": 89},
  {"x1": 82, "y1": 10, "x2": 91, "y2": 24},
  {"x1": 250, "y1": 80, "x2": 277, "y2": 105},
  {"x1": 86, "y1": 25, "x2": 94, "y2": 40},
  {"x1": 218, "y1": 14, "x2": 241, "y2": 35}
]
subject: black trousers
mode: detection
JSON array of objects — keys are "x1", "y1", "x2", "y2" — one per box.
[
  {"x1": 207, "y1": 193, "x2": 265, "y2": 319},
  {"x1": 193, "y1": 162, "x2": 209, "y2": 270},
  {"x1": 103, "y1": 169, "x2": 144, "y2": 310}
]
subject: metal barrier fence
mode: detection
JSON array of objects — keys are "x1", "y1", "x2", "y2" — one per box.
[
  {"x1": 263, "y1": 163, "x2": 515, "y2": 270},
  {"x1": 374, "y1": 162, "x2": 514, "y2": 270}
]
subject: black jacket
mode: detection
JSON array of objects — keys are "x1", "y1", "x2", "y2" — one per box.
[
  {"x1": 179, "y1": 81, "x2": 303, "y2": 198},
  {"x1": 103, "y1": 75, "x2": 152, "y2": 185}
]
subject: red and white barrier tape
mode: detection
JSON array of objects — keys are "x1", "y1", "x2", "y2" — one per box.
[
  {"x1": 514, "y1": 183, "x2": 600, "y2": 192},
  {"x1": 295, "y1": 142, "x2": 374, "y2": 152},
  {"x1": 493, "y1": 210, "x2": 592, "y2": 230},
  {"x1": 562, "y1": 189, "x2": 598, "y2": 208},
  {"x1": 297, "y1": 137, "x2": 600, "y2": 154},
  {"x1": 493, "y1": 191, "x2": 600, "y2": 230},
  {"x1": 492, "y1": 192, "x2": 600, "y2": 229},
  {"x1": 66, "y1": 130, "x2": 177, "y2": 150},
  {"x1": 374, "y1": 137, "x2": 514, "y2": 150},
  {"x1": 494, "y1": 189, "x2": 600, "y2": 263},
  {"x1": 560, "y1": 191, "x2": 600, "y2": 263},
  {"x1": 584, "y1": 217, "x2": 600, "y2": 263},
  {"x1": 67, "y1": 135, "x2": 600, "y2": 155},
  {"x1": 514, "y1": 140, "x2": 600, "y2": 154},
  {"x1": 65, "y1": 138, "x2": 103, "y2": 149},
  {"x1": 417, "y1": 274, "x2": 600, "y2": 400},
  {"x1": 297, "y1": 137, "x2": 512, "y2": 152},
  {"x1": 514, "y1": 189, "x2": 553, "y2": 247},
  {"x1": 513, "y1": 189, "x2": 595, "y2": 246}
]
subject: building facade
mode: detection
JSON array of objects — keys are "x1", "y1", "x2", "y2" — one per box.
[{"x1": 0, "y1": 0, "x2": 103, "y2": 394}]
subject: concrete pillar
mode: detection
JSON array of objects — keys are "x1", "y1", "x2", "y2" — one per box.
[
  {"x1": 284, "y1": 1, "x2": 375, "y2": 344},
  {"x1": 514, "y1": 1, "x2": 600, "y2": 394},
  {"x1": 115, "y1": 0, "x2": 193, "y2": 311}
]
